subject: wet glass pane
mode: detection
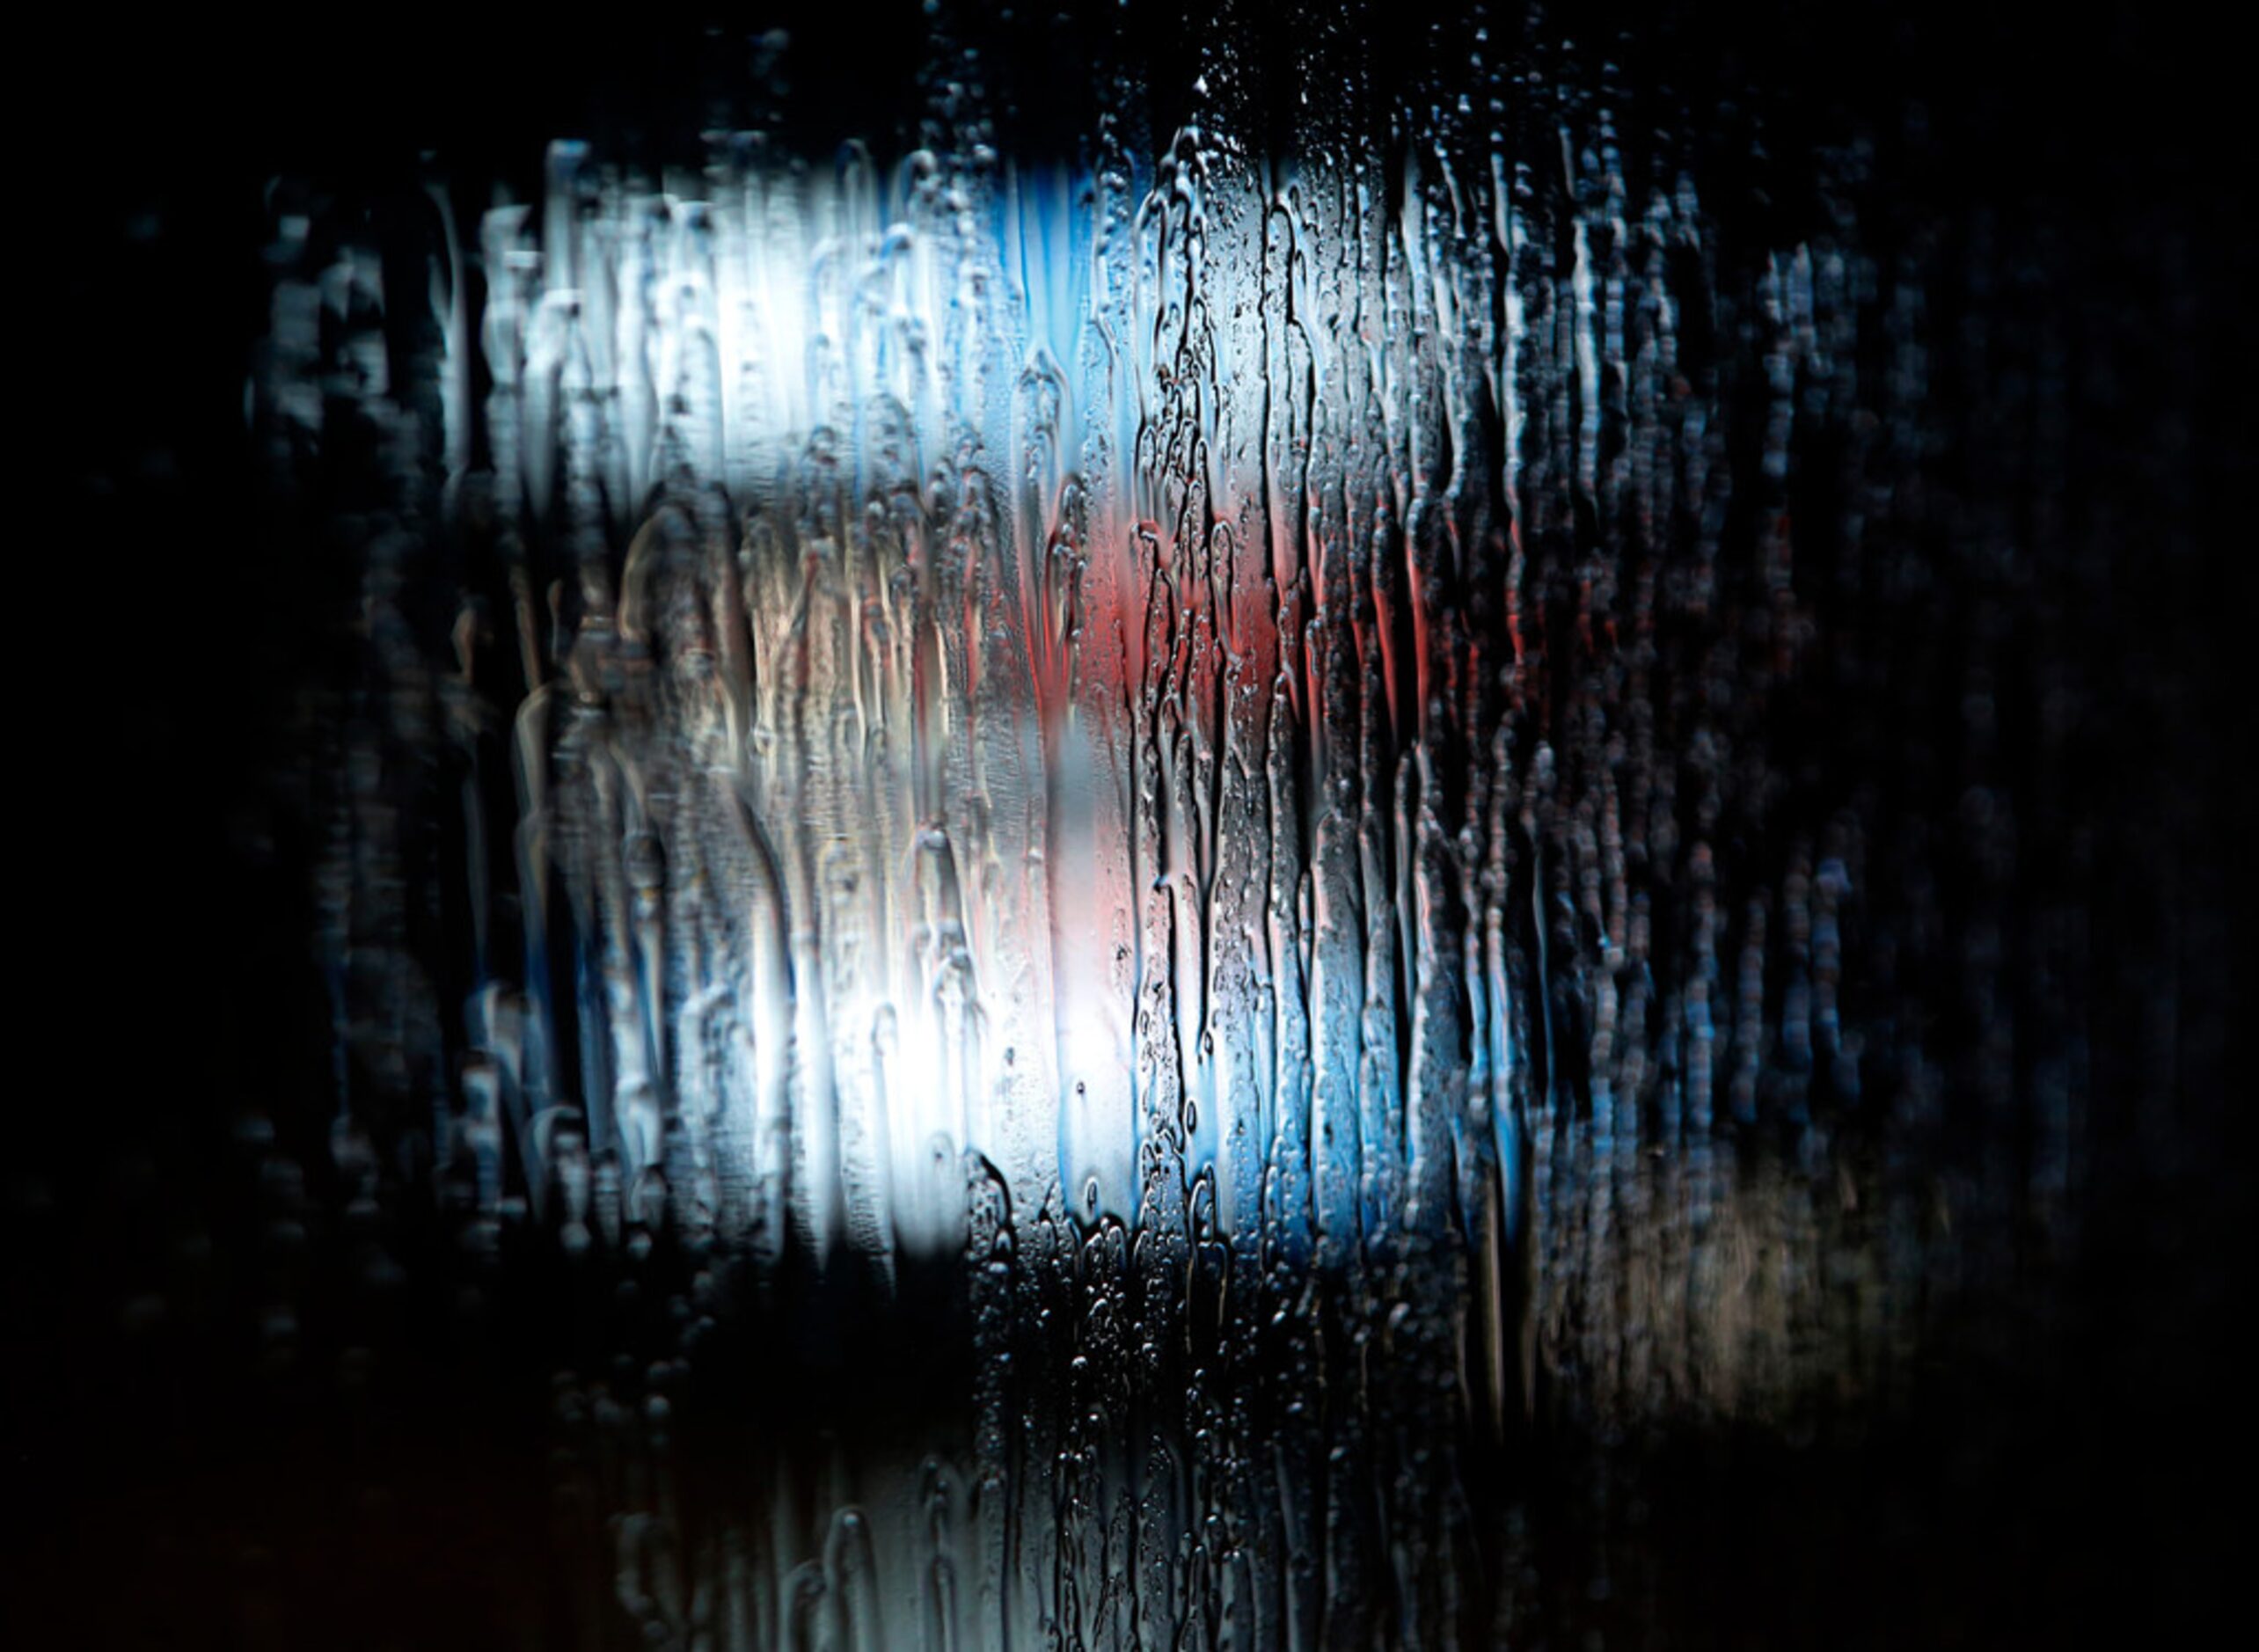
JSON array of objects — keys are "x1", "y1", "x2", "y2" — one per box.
[{"x1": 18, "y1": 4, "x2": 2240, "y2": 1647}]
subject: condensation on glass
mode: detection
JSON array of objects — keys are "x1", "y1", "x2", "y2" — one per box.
[{"x1": 247, "y1": 44, "x2": 2069, "y2": 1648}]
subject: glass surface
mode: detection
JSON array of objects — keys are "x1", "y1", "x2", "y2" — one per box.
[{"x1": 15, "y1": 4, "x2": 2239, "y2": 1647}]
